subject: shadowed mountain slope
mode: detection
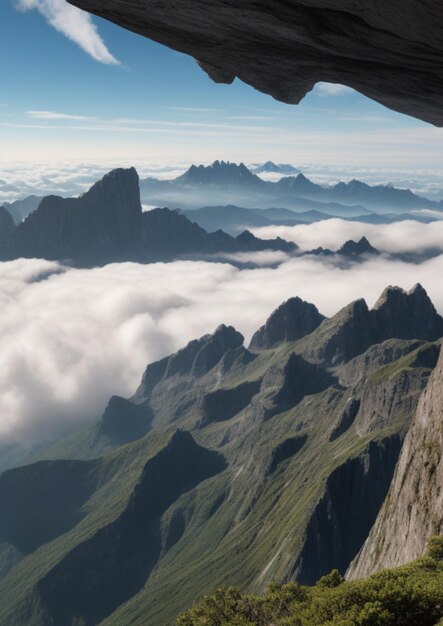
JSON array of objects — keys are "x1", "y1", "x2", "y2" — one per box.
[
  {"x1": 141, "y1": 162, "x2": 441, "y2": 213},
  {"x1": 0, "y1": 284, "x2": 441, "y2": 625},
  {"x1": 0, "y1": 168, "x2": 297, "y2": 266}
]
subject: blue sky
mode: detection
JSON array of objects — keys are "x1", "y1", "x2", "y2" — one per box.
[{"x1": 1, "y1": 0, "x2": 443, "y2": 169}]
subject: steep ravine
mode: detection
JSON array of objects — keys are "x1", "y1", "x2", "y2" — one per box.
[{"x1": 294, "y1": 436, "x2": 402, "y2": 584}]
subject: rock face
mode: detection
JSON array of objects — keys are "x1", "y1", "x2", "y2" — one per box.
[
  {"x1": 67, "y1": 0, "x2": 443, "y2": 126},
  {"x1": 177, "y1": 160, "x2": 263, "y2": 188},
  {"x1": 135, "y1": 324, "x2": 245, "y2": 401},
  {"x1": 347, "y1": 348, "x2": 443, "y2": 579},
  {"x1": 236, "y1": 229, "x2": 297, "y2": 253},
  {"x1": 294, "y1": 436, "x2": 402, "y2": 584},
  {"x1": 0, "y1": 168, "x2": 297, "y2": 266},
  {"x1": 337, "y1": 236, "x2": 380, "y2": 257},
  {"x1": 249, "y1": 297, "x2": 325, "y2": 350},
  {"x1": 9, "y1": 168, "x2": 143, "y2": 264},
  {"x1": 0, "y1": 208, "x2": 15, "y2": 249},
  {"x1": 304, "y1": 284, "x2": 443, "y2": 364},
  {"x1": 0, "y1": 285, "x2": 441, "y2": 626}
]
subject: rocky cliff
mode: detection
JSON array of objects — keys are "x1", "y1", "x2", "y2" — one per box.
[
  {"x1": 10, "y1": 168, "x2": 143, "y2": 264},
  {"x1": 67, "y1": 0, "x2": 443, "y2": 126},
  {"x1": 0, "y1": 285, "x2": 440, "y2": 626},
  {"x1": 347, "y1": 347, "x2": 443, "y2": 579},
  {"x1": 0, "y1": 168, "x2": 296, "y2": 266}
]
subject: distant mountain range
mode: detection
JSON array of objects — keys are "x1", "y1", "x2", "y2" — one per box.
[
  {"x1": 3, "y1": 162, "x2": 442, "y2": 235},
  {"x1": 1, "y1": 167, "x2": 439, "y2": 266},
  {"x1": 140, "y1": 160, "x2": 443, "y2": 215},
  {"x1": 181, "y1": 202, "x2": 438, "y2": 236},
  {"x1": 250, "y1": 161, "x2": 301, "y2": 175},
  {"x1": 0, "y1": 284, "x2": 441, "y2": 625},
  {"x1": 1, "y1": 195, "x2": 42, "y2": 224},
  {"x1": 0, "y1": 168, "x2": 300, "y2": 267}
]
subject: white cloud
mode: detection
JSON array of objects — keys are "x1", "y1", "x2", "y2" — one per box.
[
  {"x1": 27, "y1": 110, "x2": 95, "y2": 121},
  {"x1": 412, "y1": 209, "x2": 443, "y2": 221},
  {"x1": 251, "y1": 219, "x2": 443, "y2": 254},
  {"x1": 1, "y1": 254, "x2": 443, "y2": 446},
  {"x1": 15, "y1": 0, "x2": 120, "y2": 65},
  {"x1": 315, "y1": 82, "x2": 355, "y2": 97}
]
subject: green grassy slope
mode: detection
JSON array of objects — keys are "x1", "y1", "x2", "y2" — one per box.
[
  {"x1": 175, "y1": 538, "x2": 443, "y2": 626},
  {"x1": 0, "y1": 287, "x2": 441, "y2": 626}
]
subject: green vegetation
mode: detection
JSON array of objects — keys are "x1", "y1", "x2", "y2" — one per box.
[
  {"x1": 0, "y1": 318, "x2": 439, "y2": 625},
  {"x1": 176, "y1": 540, "x2": 443, "y2": 626}
]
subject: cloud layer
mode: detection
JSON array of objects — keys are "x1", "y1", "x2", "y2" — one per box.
[
  {"x1": 252, "y1": 219, "x2": 443, "y2": 254},
  {"x1": 2, "y1": 253, "x2": 443, "y2": 447},
  {"x1": 15, "y1": 0, "x2": 119, "y2": 65}
]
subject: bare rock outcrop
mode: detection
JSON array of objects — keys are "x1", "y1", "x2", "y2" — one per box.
[
  {"x1": 347, "y1": 347, "x2": 443, "y2": 579},
  {"x1": 67, "y1": 0, "x2": 443, "y2": 125}
]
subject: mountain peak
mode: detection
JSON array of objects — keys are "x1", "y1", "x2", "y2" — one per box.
[
  {"x1": 249, "y1": 296, "x2": 325, "y2": 350},
  {"x1": 9, "y1": 167, "x2": 143, "y2": 264},
  {"x1": 373, "y1": 283, "x2": 443, "y2": 341},
  {"x1": 80, "y1": 167, "x2": 140, "y2": 202},
  {"x1": 276, "y1": 172, "x2": 318, "y2": 191},
  {"x1": 337, "y1": 236, "x2": 380, "y2": 257},
  {"x1": 177, "y1": 161, "x2": 260, "y2": 187},
  {"x1": 252, "y1": 161, "x2": 300, "y2": 174},
  {"x1": 236, "y1": 229, "x2": 298, "y2": 253}
]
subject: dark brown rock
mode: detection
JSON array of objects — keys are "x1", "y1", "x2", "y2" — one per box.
[{"x1": 67, "y1": 0, "x2": 443, "y2": 125}]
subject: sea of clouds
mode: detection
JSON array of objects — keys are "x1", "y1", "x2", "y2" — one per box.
[
  {"x1": 252, "y1": 219, "x2": 443, "y2": 254},
  {"x1": 1, "y1": 250, "x2": 443, "y2": 447},
  {"x1": 1, "y1": 160, "x2": 443, "y2": 205}
]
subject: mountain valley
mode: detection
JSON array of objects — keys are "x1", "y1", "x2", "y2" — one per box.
[{"x1": 0, "y1": 284, "x2": 441, "y2": 625}]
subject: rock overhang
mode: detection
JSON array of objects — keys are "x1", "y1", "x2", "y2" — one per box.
[{"x1": 67, "y1": 0, "x2": 443, "y2": 125}]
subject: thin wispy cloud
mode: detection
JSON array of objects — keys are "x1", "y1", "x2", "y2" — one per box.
[
  {"x1": 14, "y1": 0, "x2": 120, "y2": 65},
  {"x1": 27, "y1": 110, "x2": 95, "y2": 121},
  {"x1": 168, "y1": 107, "x2": 223, "y2": 114},
  {"x1": 315, "y1": 82, "x2": 355, "y2": 97}
]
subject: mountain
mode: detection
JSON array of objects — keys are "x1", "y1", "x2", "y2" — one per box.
[
  {"x1": 298, "y1": 284, "x2": 443, "y2": 365},
  {"x1": 347, "y1": 343, "x2": 443, "y2": 579},
  {"x1": 183, "y1": 204, "x2": 274, "y2": 234},
  {"x1": 330, "y1": 179, "x2": 434, "y2": 211},
  {"x1": 176, "y1": 160, "x2": 264, "y2": 188},
  {"x1": 184, "y1": 205, "x2": 309, "y2": 235},
  {"x1": 0, "y1": 284, "x2": 441, "y2": 625},
  {"x1": 235, "y1": 229, "x2": 297, "y2": 253},
  {"x1": 0, "y1": 208, "x2": 15, "y2": 249},
  {"x1": 305, "y1": 236, "x2": 380, "y2": 259},
  {"x1": 249, "y1": 296, "x2": 325, "y2": 349},
  {"x1": 251, "y1": 161, "x2": 300, "y2": 175},
  {"x1": 0, "y1": 168, "x2": 297, "y2": 266},
  {"x1": 8, "y1": 168, "x2": 143, "y2": 264},
  {"x1": 141, "y1": 161, "x2": 439, "y2": 214},
  {"x1": 337, "y1": 236, "x2": 380, "y2": 257},
  {"x1": 1, "y1": 195, "x2": 42, "y2": 224}
]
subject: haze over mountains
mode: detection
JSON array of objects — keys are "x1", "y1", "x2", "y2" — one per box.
[
  {"x1": 140, "y1": 160, "x2": 443, "y2": 217},
  {"x1": 2, "y1": 163, "x2": 443, "y2": 267},
  {"x1": 0, "y1": 283, "x2": 441, "y2": 625},
  {"x1": 0, "y1": 159, "x2": 443, "y2": 625},
  {"x1": 0, "y1": 168, "x2": 299, "y2": 267},
  {"x1": 1, "y1": 165, "x2": 426, "y2": 268}
]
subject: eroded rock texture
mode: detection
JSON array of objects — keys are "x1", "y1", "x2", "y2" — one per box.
[
  {"x1": 347, "y1": 348, "x2": 443, "y2": 579},
  {"x1": 67, "y1": 0, "x2": 443, "y2": 125}
]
